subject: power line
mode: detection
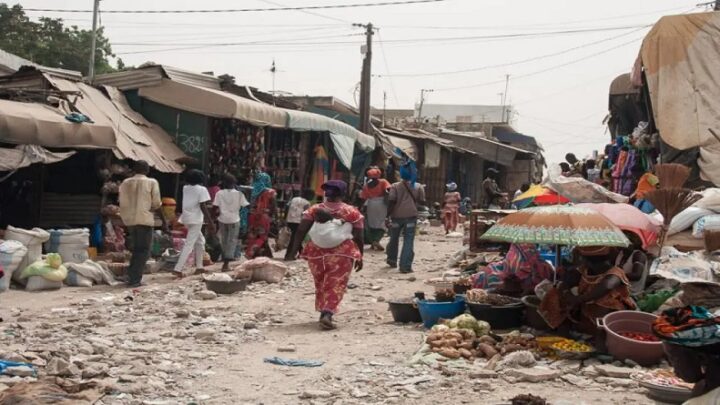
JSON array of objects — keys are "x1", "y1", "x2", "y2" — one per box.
[
  {"x1": 113, "y1": 24, "x2": 650, "y2": 50},
  {"x1": 23, "y1": 0, "x2": 447, "y2": 14},
  {"x1": 376, "y1": 32, "x2": 400, "y2": 108},
  {"x1": 258, "y1": 0, "x2": 351, "y2": 24},
  {"x1": 378, "y1": 25, "x2": 649, "y2": 77},
  {"x1": 433, "y1": 35, "x2": 645, "y2": 91}
]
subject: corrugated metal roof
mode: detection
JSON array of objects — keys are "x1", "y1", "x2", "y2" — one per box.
[
  {"x1": 439, "y1": 128, "x2": 534, "y2": 166},
  {"x1": 94, "y1": 63, "x2": 221, "y2": 90},
  {"x1": 0, "y1": 48, "x2": 82, "y2": 80},
  {"x1": 492, "y1": 125, "x2": 539, "y2": 148}
]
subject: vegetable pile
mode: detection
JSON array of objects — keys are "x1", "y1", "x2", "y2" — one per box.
[
  {"x1": 551, "y1": 339, "x2": 593, "y2": 353},
  {"x1": 426, "y1": 315, "x2": 537, "y2": 361},
  {"x1": 619, "y1": 331, "x2": 660, "y2": 342},
  {"x1": 466, "y1": 289, "x2": 518, "y2": 306},
  {"x1": 510, "y1": 394, "x2": 548, "y2": 405}
]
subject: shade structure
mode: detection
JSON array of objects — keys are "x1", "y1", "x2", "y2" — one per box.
[
  {"x1": 576, "y1": 203, "x2": 662, "y2": 250},
  {"x1": 513, "y1": 184, "x2": 570, "y2": 209},
  {"x1": 481, "y1": 205, "x2": 630, "y2": 247}
]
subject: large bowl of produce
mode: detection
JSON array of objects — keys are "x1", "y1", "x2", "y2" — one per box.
[
  {"x1": 597, "y1": 310, "x2": 664, "y2": 366},
  {"x1": 465, "y1": 289, "x2": 524, "y2": 330},
  {"x1": 551, "y1": 339, "x2": 595, "y2": 360}
]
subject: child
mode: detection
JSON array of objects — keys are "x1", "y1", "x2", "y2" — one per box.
[
  {"x1": 213, "y1": 174, "x2": 249, "y2": 271},
  {"x1": 174, "y1": 170, "x2": 215, "y2": 277},
  {"x1": 284, "y1": 189, "x2": 312, "y2": 261}
]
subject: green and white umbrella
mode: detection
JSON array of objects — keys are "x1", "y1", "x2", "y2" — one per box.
[{"x1": 481, "y1": 205, "x2": 630, "y2": 247}]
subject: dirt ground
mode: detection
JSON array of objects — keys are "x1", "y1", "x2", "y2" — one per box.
[{"x1": 0, "y1": 226, "x2": 668, "y2": 405}]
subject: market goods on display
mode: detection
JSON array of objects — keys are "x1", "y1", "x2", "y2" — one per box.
[
  {"x1": 632, "y1": 369, "x2": 694, "y2": 390},
  {"x1": 551, "y1": 339, "x2": 593, "y2": 353},
  {"x1": 465, "y1": 289, "x2": 518, "y2": 306},
  {"x1": 434, "y1": 288, "x2": 456, "y2": 302},
  {"x1": 618, "y1": 331, "x2": 660, "y2": 342},
  {"x1": 426, "y1": 315, "x2": 537, "y2": 361}
]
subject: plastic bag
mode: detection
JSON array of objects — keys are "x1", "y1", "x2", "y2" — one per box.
[
  {"x1": 0, "y1": 241, "x2": 27, "y2": 292},
  {"x1": 274, "y1": 226, "x2": 291, "y2": 251},
  {"x1": 235, "y1": 257, "x2": 288, "y2": 284},
  {"x1": 20, "y1": 259, "x2": 68, "y2": 282},
  {"x1": 692, "y1": 214, "x2": 720, "y2": 238},
  {"x1": 307, "y1": 220, "x2": 353, "y2": 249},
  {"x1": 25, "y1": 276, "x2": 63, "y2": 291},
  {"x1": 65, "y1": 271, "x2": 94, "y2": 287}
]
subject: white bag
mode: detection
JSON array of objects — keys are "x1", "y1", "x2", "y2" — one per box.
[
  {"x1": 668, "y1": 207, "x2": 714, "y2": 236},
  {"x1": 25, "y1": 276, "x2": 63, "y2": 291},
  {"x1": 692, "y1": 214, "x2": 720, "y2": 238},
  {"x1": 0, "y1": 240, "x2": 28, "y2": 292},
  {"x1": 307, "y1": 220, "x2": 353, "y2": 249},
  {"x1": 4, "y1": 226, "x2": 50, "y2": 270},
  {"x1": 45, "y1": 229, "x2": 90, "y2": 264}
]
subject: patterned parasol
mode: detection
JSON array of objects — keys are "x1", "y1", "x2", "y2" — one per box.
[
  {"x1": 513, "y1": 184, "x2": 570, "y2": 209},
  {"x1": 481, "y1": 205, "x2": 630, "y2": 247}
]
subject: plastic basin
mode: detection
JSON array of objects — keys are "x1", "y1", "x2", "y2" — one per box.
[
  {"x1": 597, "y1": 310, "x2": 664, "y2": 366},
  {"x1": 388, "y1": 301, "x2": 422, "y2": 323},
  {"x1": 416, "y1": 297, "x2": 466, "y2": 328},
  {"x1": 467, "y1": 300, "x2": 524, "y2": 330},
  {"x1": 521, "y1": 295, "x2": 550, "y2": 330}
]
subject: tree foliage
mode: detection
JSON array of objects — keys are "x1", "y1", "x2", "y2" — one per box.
[{"x1": 0, "y1": 3, "x2": 120, "y2": 75}]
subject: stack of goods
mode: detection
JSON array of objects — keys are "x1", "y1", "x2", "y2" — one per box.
[
  {"x1": 208, "y1": 121, "x2": 266, "y2": 182},
  {"x1": 19, "y1": 253, "x2": 67, "y2": 291},
  {"x1": 466, "y1": 289, "x2": 518, "y2": 305},
  {"x1": 424, "y1": 314, "x2": 491, "y2": 360},
  {"x1": 0, "y1": 240, "x2": 27, "y2": 292},
  {"x1": 44, "y1": 229, "x2": 90, "y2": 264}
]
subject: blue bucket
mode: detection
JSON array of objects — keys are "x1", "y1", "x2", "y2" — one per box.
[{"x1": 416, "y1": 297, "x2": 466, "y2": 329}]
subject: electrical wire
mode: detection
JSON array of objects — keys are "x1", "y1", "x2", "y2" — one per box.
[
  {"x1": 377, "y1": 25, "x2": 649, "y2": 77},
  {"x1": 433, "y1": 35, "x2": 645, "y2": 92},
  {"x1": 23, "y1": 0, "x2": 447, "y2": 14},
  {"x1": 376, "y1": 31, "x2": 401, "y2": 108},
  {"x1": 258, "y1": 0, "x2": 351, "y2": 24}
]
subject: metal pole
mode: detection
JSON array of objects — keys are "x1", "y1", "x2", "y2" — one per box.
[
  {"x1": 88, "y1": 0, "x2": 100, "y2": 82},
  {"x1": 356, "y1": 22, "x2": 374, "y2": 134}
]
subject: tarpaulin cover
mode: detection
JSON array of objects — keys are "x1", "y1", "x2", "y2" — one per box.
[
  {"x1": 640, "y1": 12, "x2": 720, "y2": 184},
  {"x1": 139, "y1": 78, "x2": 288, "y2": 127},
  {"x1": 0, "y1": 145, "x2": 75, "y2": 171},
  {"x1": 284, "y1": 108, "x2": 376, "y2": 151},
  {"x1": 0, "y1": 99, "x2": 115, "y2": 149}
]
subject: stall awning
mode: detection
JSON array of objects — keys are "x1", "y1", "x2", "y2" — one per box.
[
  {"x1": 439, "y1": 129, "x2": 535, "y2": 166},
  {"x1": 0, "y1": 145, "x2": 75, "y2": 171},
  {"x1": 46, "y1": 75, "x2": 186, "y2": 173},
  {"x1": 0, "y1": 99, "x2": 116, "y2": 149},
  {"x1": 139, "y1": 78, "x2": 288, "y2": 128}
]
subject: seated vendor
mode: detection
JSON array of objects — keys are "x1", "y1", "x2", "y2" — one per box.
[
  {"x1": 540, "y1": 245, "x2": 636, "y2": 335},
  {"x1": 471, "y1": 244, "x2": 555, "y2": 296},
  {"x1": 653, "y1": 306, "x2": 720, "y2": 404}
]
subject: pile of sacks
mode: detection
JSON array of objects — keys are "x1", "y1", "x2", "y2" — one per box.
[
  {"x1": 667, "y1": 188, "x2": 720, "y2": 239},
  {"x1": 0, "y1": 226, "x2": 117, "y2": 292}
]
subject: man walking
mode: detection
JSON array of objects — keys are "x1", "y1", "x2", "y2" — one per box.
[
  {"x1": 119, "y1": 160, "x2": 167, "y2": 287},
  {"x1": 386, "y1": 165, "x2": 425, "y2": 274}
]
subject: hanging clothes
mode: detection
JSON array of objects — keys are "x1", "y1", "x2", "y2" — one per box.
[{"x1": 311, "y1": 145, "x2": 330, "y2": 197}]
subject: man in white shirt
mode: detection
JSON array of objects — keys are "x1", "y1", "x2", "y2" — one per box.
[
  {"x1": 174, "y1": 169, "x2": 215, "y2": 276},
  {"x1": 118, "y1": 160, "x2": 167, "y2": 287},
  {"x1": 213, "y1": 174, "x2": 249, "y2": 271}
]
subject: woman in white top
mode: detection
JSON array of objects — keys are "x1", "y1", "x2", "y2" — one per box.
[
  {"x1": 213, "y1": 174, "x2": 249, "y2": 271},
  {"x1": 174, "y1": 170, "x2": 216, "y2": 277}
]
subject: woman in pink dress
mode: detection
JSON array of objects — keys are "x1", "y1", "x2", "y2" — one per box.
[
  {"x1": 285, "y1": 180, "x2": 364, "y2": 330},
  {"x1": 442, "y1": 182, "x2": 462, "y2": 234}
]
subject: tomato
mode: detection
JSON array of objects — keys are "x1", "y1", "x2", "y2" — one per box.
[{"x1": 619, "y1": 331, "x2": 659, "y2": 342}]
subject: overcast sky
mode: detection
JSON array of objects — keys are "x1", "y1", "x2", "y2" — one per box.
[{"x1": 16, "y1": 0, "x2": 708, "y2": 163}]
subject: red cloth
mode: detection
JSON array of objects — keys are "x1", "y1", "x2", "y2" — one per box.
[
  {"x1": 308, "y1": 255, "x2": 354, "y2": 313},
  {"x1": 246, "y1": 189, "x2": 277, "y2": 259},
  {"x1": 301, "y1": 202, "x2": 364, "y2": 314},
  {"x1": 360, "y1": 179, "x2": 391, "y2": 199}
]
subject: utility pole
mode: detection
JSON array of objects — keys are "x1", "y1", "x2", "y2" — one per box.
[
  {"x1": 270, "y1": 59, "x2": 277, "y2": 106},
  {"x1": 355, "y1": 22, "x2": 374, "y2": 134},
  {"x1": 501, "y1": 74, "x2": 510, "y2": 123},
  {"x1": 88, "y1": 0, "x2": 100, "y2": 83},
  {"x1": 417, "y1": 88, "x2": 433, "y2": 122}
]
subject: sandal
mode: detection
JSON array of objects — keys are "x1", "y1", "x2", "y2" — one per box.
[{"x1": 319, "y1": 312, "x2": 336, "y2": 330}]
